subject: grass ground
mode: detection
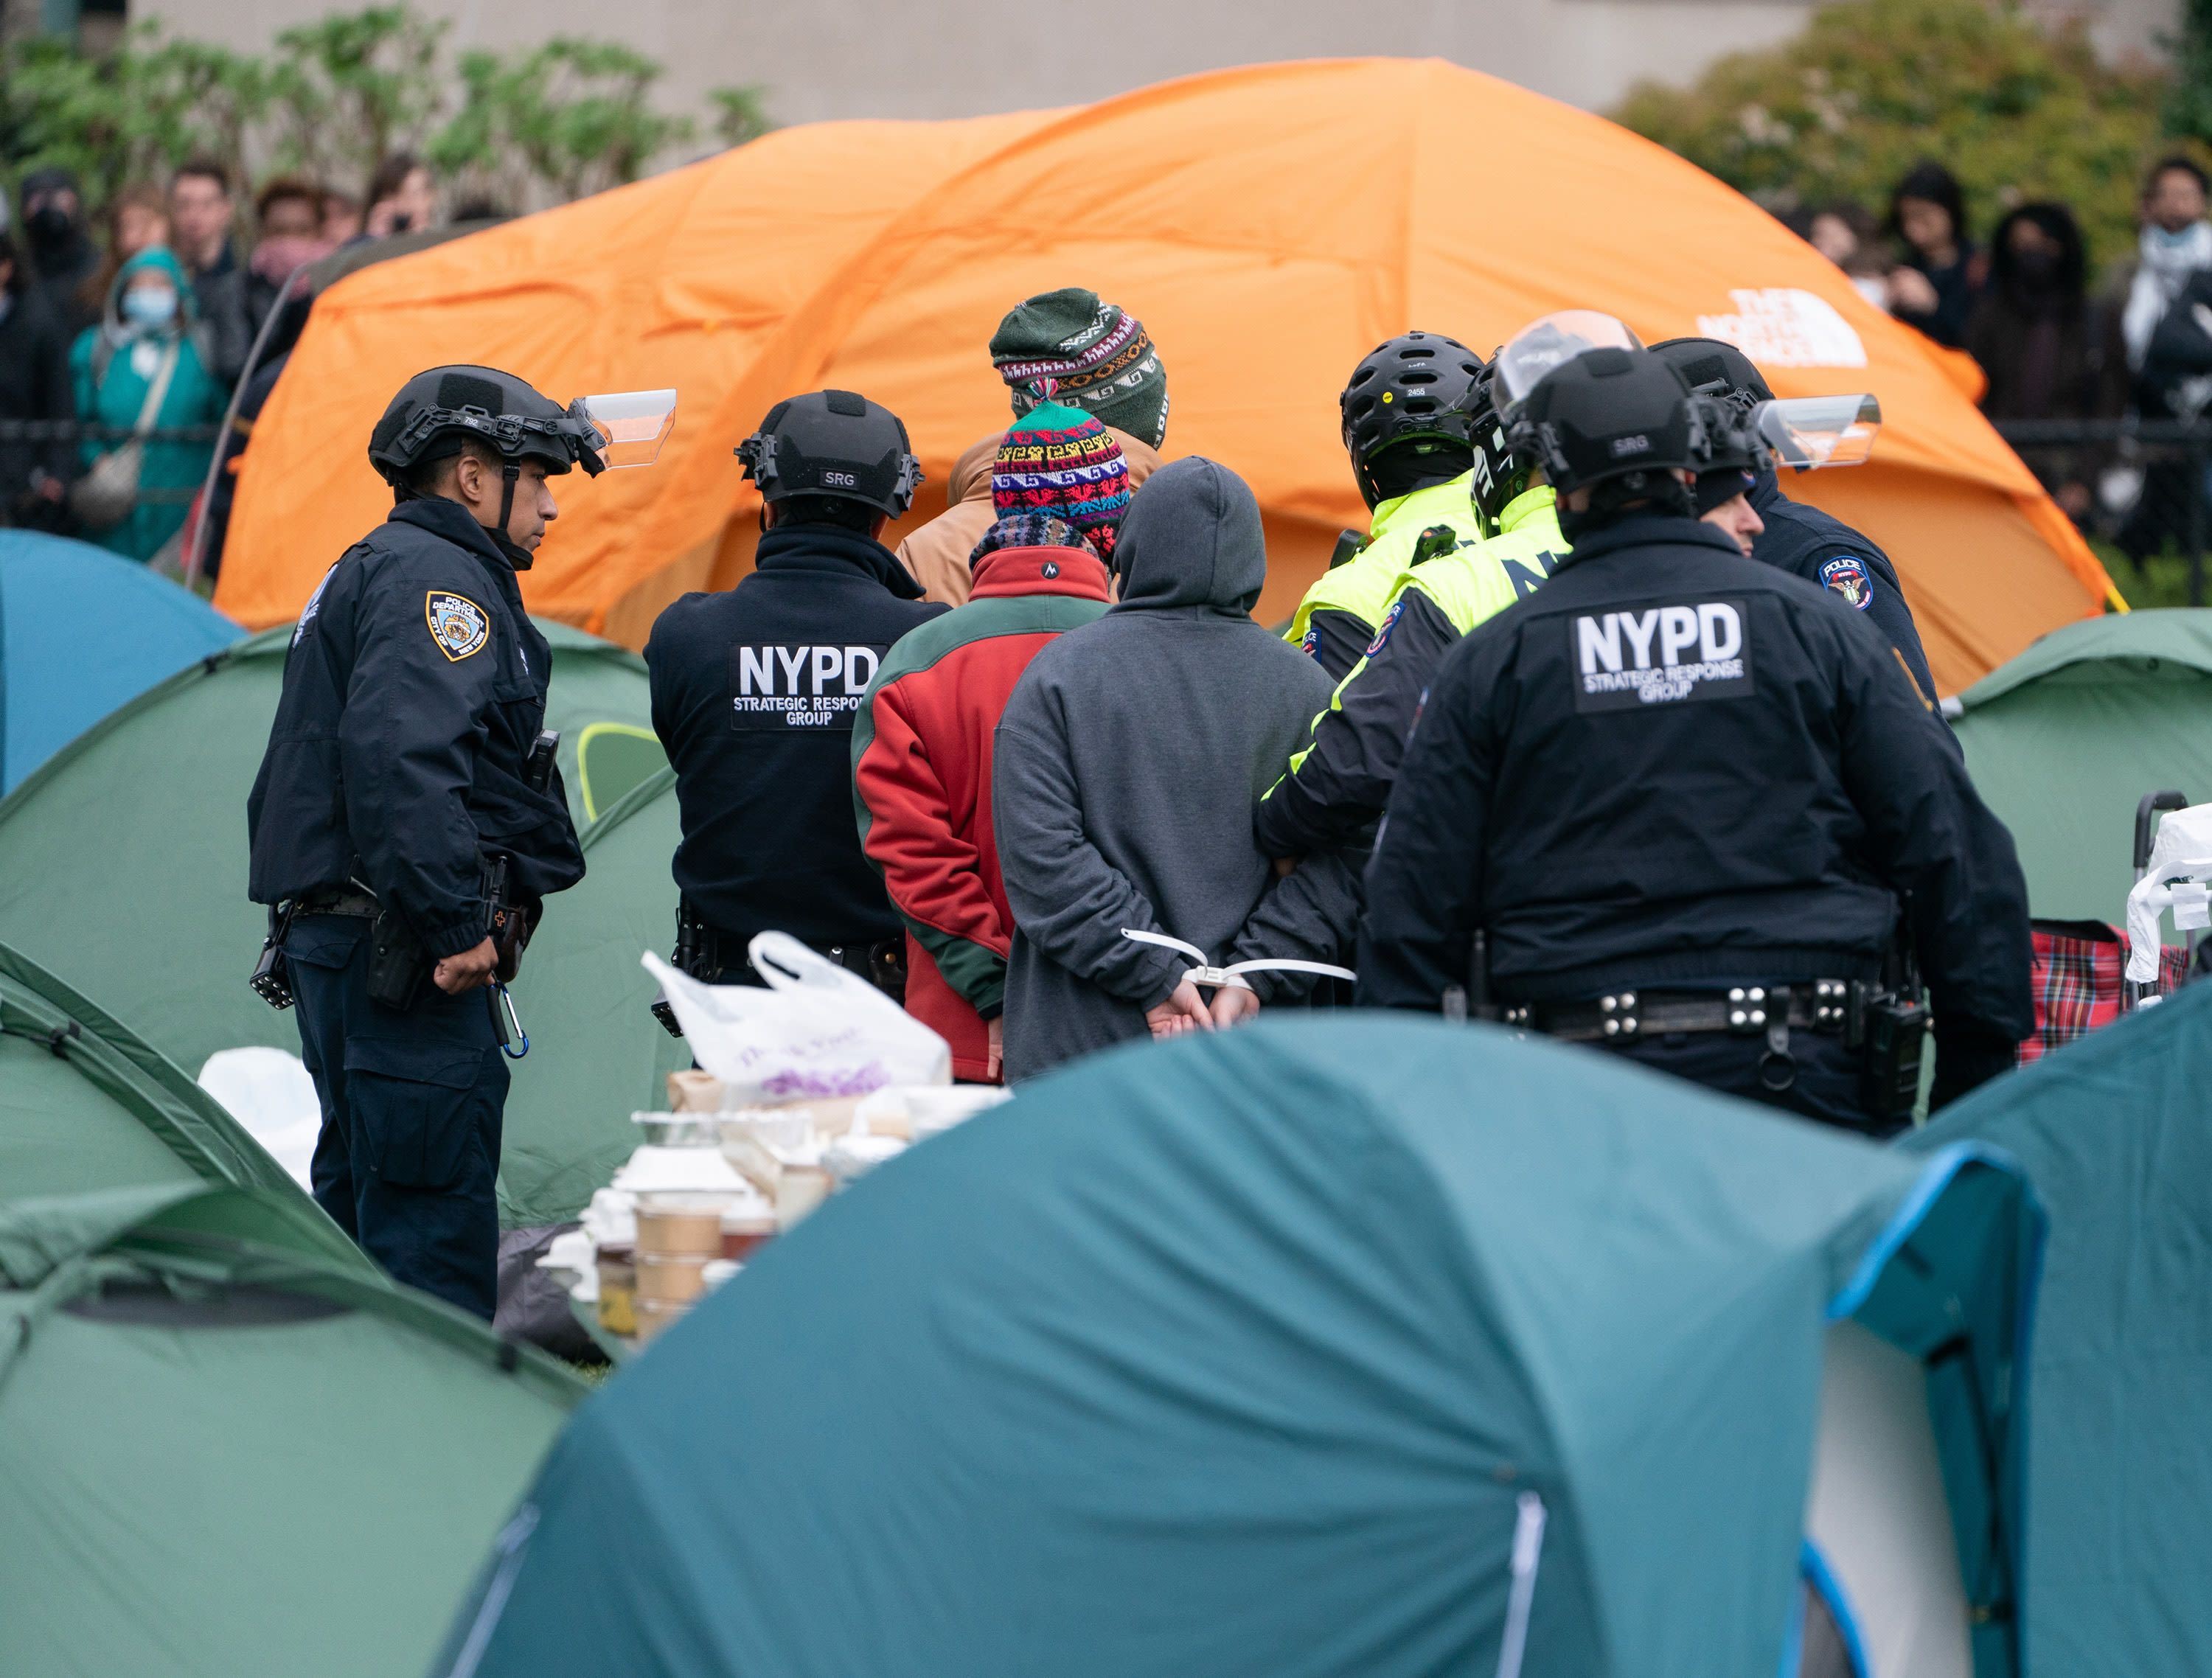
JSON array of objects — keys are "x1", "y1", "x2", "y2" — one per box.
[{"x1": 2098, "y1": 540, "x2": 2211, "y2": 610}]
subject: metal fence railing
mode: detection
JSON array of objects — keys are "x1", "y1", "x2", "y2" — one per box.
[
  {"x1": 0, "y1": 420, "x2": 226, "y2": 516},
  {"x1": 1990, "y1": 417, "x2": 2212, "y2": 606}
]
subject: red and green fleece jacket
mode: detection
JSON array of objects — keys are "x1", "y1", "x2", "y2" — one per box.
[{"x1": 851, "y1": 542, "x2": 1113, "y2": 1080}]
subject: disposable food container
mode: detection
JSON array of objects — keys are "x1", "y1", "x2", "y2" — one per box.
[
  {"x1": 636, "y1": 1253, "x2": 709, "y2": 1306},
  {"x1": 636, "y1": 1192, "x2": 729, "y2": 1258}
]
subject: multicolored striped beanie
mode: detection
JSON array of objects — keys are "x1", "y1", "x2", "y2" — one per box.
[
  {"x1": 990, "y1": 288, "x2": 1168, "y2": 449},
  {"x1": 989, "y1": 400, "x2": 1130, "y2": 562}
]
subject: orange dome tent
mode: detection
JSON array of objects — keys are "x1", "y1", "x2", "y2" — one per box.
[{"x1": 219, "y1": 58, "x2": 2116, "y2": 695}]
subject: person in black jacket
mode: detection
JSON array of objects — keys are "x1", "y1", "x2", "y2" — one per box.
[
  {"x1": 247, "y1": 365, "x2": 608, "y2": 1317},
  {"x1": 1360, "y1": 340, "x2": 2032, "y2": 1133},
  {"x1": 0, "y1": 231, "x2": 76, "y2": 529},
  {"x1": 647, "y1": 390, "x2": 946, "y2": 992},
  {"x1": 1650, "y1": 337, "x2": 1943, "y2": 707},
  {"x1": 16, "y1": 169, "x2": 101, "y2": 335}
]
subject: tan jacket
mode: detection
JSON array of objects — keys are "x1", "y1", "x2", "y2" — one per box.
[{"x1": 895, "y1": 425, "x2": 1164, "y2": 605}]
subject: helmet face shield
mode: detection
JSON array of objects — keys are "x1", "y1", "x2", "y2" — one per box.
[
  {"x1": 1496, "y1": 310, "x2": 1643, "y2": 403},
  {"x1": 576, "y1": 389, "x2": 678, "y2": 469},
  {"x1": 1751, "y1": 394, "x2": 1881, "y2": 469}
]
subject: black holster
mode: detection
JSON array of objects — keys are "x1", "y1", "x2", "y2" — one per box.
[{"x1": 366, "y1": 906, "x2": 432, "y2": 1011}]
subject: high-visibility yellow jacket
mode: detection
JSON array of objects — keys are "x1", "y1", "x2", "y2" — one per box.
[{"x1": 1282, "y1": 471, "x2": 1490, "y2": 682}]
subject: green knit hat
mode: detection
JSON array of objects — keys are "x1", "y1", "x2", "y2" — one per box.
[{"x1": 989, "y1": 288, "x2": 1168, "y2": 450}]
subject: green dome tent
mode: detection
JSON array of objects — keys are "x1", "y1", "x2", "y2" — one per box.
[
  {"x1": 0, "y1": 626, "x2": 685, "y2": 1237},
  {"x1": 1947, "y1": 610, "x2": 2212, "y2": 929},
  {"x1": 0, "y1": 1183, "x2": 585, "y2": 1678},
  {"x1": 440, "y1": 1019, "x2": 2042, "y2": 1678},
  {"x1": 1903, "y1": 980, "x2": 2212, "y2": 1678},
  {"x1": 0, "y1": 938, "x2": 588, "y2": 1677}
]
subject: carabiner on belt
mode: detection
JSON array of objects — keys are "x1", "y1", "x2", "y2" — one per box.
[{"x1": 487, "y1": 982, "x2": 529, "y2": 1059}]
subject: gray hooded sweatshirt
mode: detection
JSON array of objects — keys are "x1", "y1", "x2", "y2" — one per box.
[{"x1": 992, "y1": 457, "x2": 1362, "y2": 1081}]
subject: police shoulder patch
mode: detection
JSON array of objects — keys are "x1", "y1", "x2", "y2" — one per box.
[
  {"x1": 1818, "y1": 554, "x2": 1873, "y2": 610},
  {"x1": 1364, "y1": 598, "x2": 1407, "y2": 658},
  {"x1": 425, "y1": 591, "x2": 490, "y2": 661}
]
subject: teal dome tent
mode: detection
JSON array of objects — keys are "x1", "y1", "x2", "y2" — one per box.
[{"x1": 439, "y1": 1018, "x2": 2042, "y2": 1678}]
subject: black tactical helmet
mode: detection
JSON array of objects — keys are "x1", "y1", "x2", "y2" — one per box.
[
  {"x1": 1649, "y1": 338, "x2": 1776, "y2": 411},
  {"x1": 366, "y1": 365, "x2": 607, "y2": 489},
  {"x1": 1506, "y1": 346, "x2": 1710, "y2": 515},
  {"x1": 735, "y1": 389, "x2": 923, "y2": 520},
  {"x1": 1464, "y1": 362, "x2": 1531, "y2": 531},
  {"x1": 1339, "y1": 332, "x2": 1486, "y2": 509}
]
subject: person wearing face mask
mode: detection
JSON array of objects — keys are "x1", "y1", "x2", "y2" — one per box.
[
  {"x1": 246, "y1": 366, "x2": 610, "y2": 1319},
  {"x1": 66, "y1": 246, "x2": 225, "y2": 564},
  {"x1": 17, "y1": 168, "x2": 102, "y2": 335},
  {"x1": 1359, "y1": 332, "x2": 2031, "y2": 1135},
  {"x1": 1967, "y1": 203, "x2": 2125, "y2": 527},
  {"x1": 2115, "y1": 159, "x2": 2212, "y2": 562}
]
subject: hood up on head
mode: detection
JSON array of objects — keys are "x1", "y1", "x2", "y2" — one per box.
[
  {"x1": 1110, "y1": 456, "x2": 1265, "y2": 617},
  {"x1": 103, "y1": 246, "x2": 197, "y2": 341}
]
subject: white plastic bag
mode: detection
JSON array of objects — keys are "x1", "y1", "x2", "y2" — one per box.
[
  {"x1": 641, "y1": 932, "x2": 949, "y2": 1101},
  {"x1": 2124, "y1": 803, "x2": 2212, "y2": 981}
]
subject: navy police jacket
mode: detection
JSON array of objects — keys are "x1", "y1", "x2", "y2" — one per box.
[
  {"x1": 1749, "y1": 470, "x2": 1941, "y2": 707},
  {"x1": 1357, "y1": 512, "x2": 2033, "y2": 1050},
  {"x1": 247, "y1": 498, "x2": 585, "y2": 958},
  {"x1": 646, "y1": 521, "x2": 948, "y2": 947}
]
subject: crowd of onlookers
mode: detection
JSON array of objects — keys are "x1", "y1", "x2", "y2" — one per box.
[
  {"x1": 0, "y1": 153, "x2": 471, "y2": 571},
  {"x1": 1788, "y1": 154, "x2": 2212, "y2": 560}
]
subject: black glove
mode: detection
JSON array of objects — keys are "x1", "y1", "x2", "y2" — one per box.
[{"x1": 1929, "y1": 1023, "x2": 2019, "y2": 1112}]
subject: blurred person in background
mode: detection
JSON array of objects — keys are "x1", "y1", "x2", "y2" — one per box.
[
  {"x1": 1806, "y1": 201, "x2": 1893, "y2": 313},
  {"x1": 169, "y1": 159, "x2": 239, "y2": 299},
  {"x1": 2113, "y1": 159, "x2": 2212, "y2": 561},
  {"x1": 201, "y1": 176, "x2": 334, "y2": 386},
  {"x1": 69, "y1": 248, "x2": 225, "y2": 564},
  {"x1": 74, "y1": 184, "x2": 171, "y2": 336},
  {"x1": 321, "y1": 189, "x2": 363, "y2": 245},
  {"x1": 364, "y1": 154, "x2": 438, "y2": 240},
  {"x1": 1886, "y1": 161, "x2": 1982, "y2": 349},
  {"x1": 0, "y1": 229, "x2": 77, "y2": 531},
  {"x1": 17, "y1": 169, "x2": 101, "y2": 335},
  {"x1": 1968, "y1": 202, "x2": 2124, "y2": 524},
  {"x1": 201, "y1": 287, "x2": 315, "y2": 578}
]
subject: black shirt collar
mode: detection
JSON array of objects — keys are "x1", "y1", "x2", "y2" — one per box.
[
  {"x1": 754, "y1": 523, "x2": 925, "y2": 599},
  {"x1": 389, "y1": 497, "x2": 521, "y2": 579},
  {"x1": 1556, "y1": 512, "x2": 1748, "y2": 575}
]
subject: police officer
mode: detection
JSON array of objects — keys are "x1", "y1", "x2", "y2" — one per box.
[
  {"x1": 1357, "y1": 333, "x2": 2033, "y2": 1131},
  {"x1": 1286, "y1": 333, "x2": 1493, "y2": 681},
  {"x1": 1258, "y1": 356, "x2": 1565, "y2": 859},
  {"x1": 1651, "y1": 336, "x2": 1941, "y2": 706},
  {"x1": 248, "y1": 365, "x2": 602, "y2": 1317},
  {"x1": 647, "y1": 390, "x2": 947, "y2": 992}
]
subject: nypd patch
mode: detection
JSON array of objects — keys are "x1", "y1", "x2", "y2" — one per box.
[
  {"x1": 1819, "y1": 555, "x2": 1872, "y2": 610},
  {"x1": 425, "y1": 591, "x2": 490, "y2": 661},
  {"x1": 1364, "y1": 599, "x2": 1406, "y2": 658}
]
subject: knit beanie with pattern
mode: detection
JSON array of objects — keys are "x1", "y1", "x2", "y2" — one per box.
[
  {"x1": 987, "y1": 400, "x2": 1130, "y2": 562},
  {"x1": 990, "y1": 288, "x2": 1168, "y2": 449}
]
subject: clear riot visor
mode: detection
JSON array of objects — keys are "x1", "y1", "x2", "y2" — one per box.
[
  {"x1": 1752, "y1": 394, "x2": 1881, "y2": 469},
  {"x1": 576, "y1": 389, "x2": 678, "y2": 468},
  {"x1": 1495, "y1": 310, "x2": 1642, "y2": 402}
]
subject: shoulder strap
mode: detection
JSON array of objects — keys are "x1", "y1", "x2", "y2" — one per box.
[{"x1": 132, "y1": 341, "x2": 181, "y2": 438}]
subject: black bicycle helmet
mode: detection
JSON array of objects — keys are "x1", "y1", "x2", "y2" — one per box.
[
  {"x1": 735, "y1": 389, "x2": 923, "y2": 520},
  {"x1": 1339, "y1": 332, "x2": 1486, "y2": 509},
  {"x1": 1465, "y1": 362, "x2": 1531, "y2": 530}
]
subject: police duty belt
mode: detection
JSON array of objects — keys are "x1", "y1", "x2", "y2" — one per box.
[
  {"x1": 1121, "y1": 928, "x2": 1356, "y2": 992},
  {"x1": 1506, "y1": 981, "x2": 1857, "y2": 1043}
]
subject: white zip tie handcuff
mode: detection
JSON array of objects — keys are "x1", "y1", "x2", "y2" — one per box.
[{"x1": 1121, "y1": 928, "x2": 1356, "y2": 991}]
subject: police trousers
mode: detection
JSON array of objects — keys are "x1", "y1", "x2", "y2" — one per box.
[
  {"x1": 285, "y1": 913, "x2": 508, "y2": 1319},
  {"x1": 1607, "y1": 1028, "x2": 1893, "y2": 1137}
]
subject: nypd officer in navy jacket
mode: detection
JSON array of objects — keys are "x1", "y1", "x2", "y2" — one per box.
[
  {"x1": 646, "y1": 390, "x2": 947, "y2": 990},
  {"x1": 1652, "y1": 337, "x2": 1941, "y2": 707},
  {"x1": 1359, "y1": 329, "x2": 2031, "y2": 1132},
  {"x1": 248, "y1": 366, "x2": 604, "y2": 1318}
]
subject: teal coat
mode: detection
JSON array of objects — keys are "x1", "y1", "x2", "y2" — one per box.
[{"x1": 68, "y1": 247, "x2": 226, "y2": 564}]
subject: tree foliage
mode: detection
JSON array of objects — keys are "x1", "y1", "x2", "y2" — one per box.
[
  {"x1": 1, "y1": 4, "x2": 770, "y2": 219},
  {"x1": 1613, "y1": 0, "x2": 2178, "y2": 276},
  {"x1": 2168, "y1": 0, "x2": 2212, "y2": 152}
]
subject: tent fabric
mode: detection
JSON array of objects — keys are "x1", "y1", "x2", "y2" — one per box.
[
  {"x1": 0, "y1": 1183, "x2": 585, "y2": 1678},
  {"x1": 0, "y1": 527, "x2": 240, "y2": 793},
  {"x1": 438, "y1": 1017, "x2": 2038, "y2": 1678},
  {"x1": 0, "y1": 623, "x2": 681, "y2": 1231},
  {"x1": 1947, "y1": 609, "x2": 2212, "y2": 927},
  {"x1": 218, "y1": 58, "x2": 2110, "y2": 694},
  {"x1": 1903, "y1": 980, "x2": 2212, "y2": 1678},
  {"x1": 0, "y1": 936, "x2": 342, "y2": 1225}
]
